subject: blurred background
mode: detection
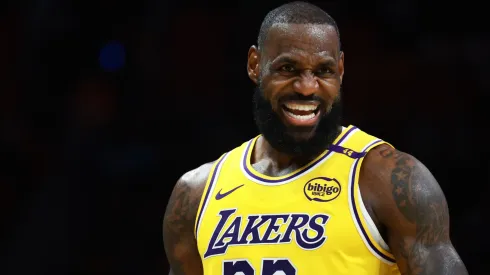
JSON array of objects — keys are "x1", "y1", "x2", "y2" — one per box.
[{"x1": 0, "y1": 0, "x2": 488, "y2": 274}]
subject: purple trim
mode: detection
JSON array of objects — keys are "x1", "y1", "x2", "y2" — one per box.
[
  {"x1": 195, "y1": 153, "x2": 228, "y2": 239},
  {"x1": 328, "y1": 144, "x2": 366, "y2": 159},
  {"x1": 350, "y1": 139, "x2": 396, "y2": 263},
  {"x1": 242, "y1": 126, "x2": 358, "y2": 183}
]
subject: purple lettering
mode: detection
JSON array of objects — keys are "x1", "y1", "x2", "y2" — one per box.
[
  {"x1": 203, "y1": 209, "x2": 236, "y2": 258},
  {"x1": 260, "y1": 214, "x2": 289, "y2": 244},
  {"x1": 237, "y1": 215, "x2": 267, "y2": 244},
  {"x1": 204, "y1": 209, "x2": 330, "y2": 258}
]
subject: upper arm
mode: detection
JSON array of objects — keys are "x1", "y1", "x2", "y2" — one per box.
[
  {"x1": 163, "y1": 163, "x2": 214, "y2": 275},
  {"x1": 362, "y1": 145, "x2": 468, "y2": 275}
]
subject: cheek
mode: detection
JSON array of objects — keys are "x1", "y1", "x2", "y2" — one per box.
[
  {"x1": 269, "y1": 80, "x2": 295, "y2": 102},
  {"x1": 267, "y1": 92, "x2": 282, "y2": 110},
  {"x1": 260, "y1": 81, "x2": 288, "y2": 110},
  {"x1": 269, "y1": 88, "x2": 292, "y2": 111},
  {"x1": 320, "y1": 79, "x2": 340, "y2": 99}
]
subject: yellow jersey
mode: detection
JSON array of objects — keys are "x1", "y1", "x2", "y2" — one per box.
[{"x1": 194, "y1": 125, "x2": 400, "y2": 275}]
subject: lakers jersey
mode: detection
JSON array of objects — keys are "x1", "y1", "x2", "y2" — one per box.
[{"x1": 194, "y1": 125, "x2": 401, "y2": 275}]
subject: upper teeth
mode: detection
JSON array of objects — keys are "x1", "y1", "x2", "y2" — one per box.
[{"x1": 284, "y1": 103, "x2": 318, "y2": 111}]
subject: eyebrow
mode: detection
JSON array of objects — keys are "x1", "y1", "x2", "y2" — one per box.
[
  {"x1": 316, "y1": 59, "x2": 336, "y2": 67},
  {"x1": 272, "y1": 55, "x2": 336, "y2": 67},
  {"x1": 272, "y1": 56, "x2": 298, "y2": 65}
]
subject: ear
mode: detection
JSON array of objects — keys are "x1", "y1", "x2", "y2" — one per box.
[
  {"x1": 247, "y1": 45, "x2": 260, "y2": 84},
  {"x1": 338, "y1": 51, "x2": 345, "y2": 84}
]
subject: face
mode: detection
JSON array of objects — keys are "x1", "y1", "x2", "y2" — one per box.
[{"x1": 248, "y1": 23, "x2": 345, "y2": 157}]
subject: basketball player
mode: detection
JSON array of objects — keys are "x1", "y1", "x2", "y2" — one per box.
[{"x1": 163, "y1": 2, "x2": 468, "y2": 274}]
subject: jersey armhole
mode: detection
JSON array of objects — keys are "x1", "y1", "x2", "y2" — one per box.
[
  {"x1": 194, "y1": 152, "x2": 229, "y2": 240},
  {"x1": 348, "y1": 140, "x2": 397, "y2": 265}
]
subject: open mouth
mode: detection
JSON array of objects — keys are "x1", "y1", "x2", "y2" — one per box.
[{"x1": 281, "y1": 101, "x2": 321, "y2": 126}]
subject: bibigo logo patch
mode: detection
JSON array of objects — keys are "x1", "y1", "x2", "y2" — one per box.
[{"x1": 303, "y1": 177, "x2": 341, "y2": 202}]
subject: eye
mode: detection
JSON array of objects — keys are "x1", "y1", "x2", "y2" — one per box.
[
  {"x1": 279, "y1": 64, "x2": 295, "y2": 72},
  {"x1": 316, "y1": 67, "x2": 334, "y2": 76}
]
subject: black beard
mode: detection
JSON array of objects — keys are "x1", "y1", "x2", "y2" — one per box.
[{"x1": 252, "y1": 86, "x2": 342, "y2": 158}]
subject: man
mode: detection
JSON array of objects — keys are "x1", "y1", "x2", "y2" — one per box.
[{"x1": 163, "y1": 2, "x2": 468, "y2": 274}]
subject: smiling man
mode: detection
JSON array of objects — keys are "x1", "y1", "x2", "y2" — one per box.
[{"x1": 163, "y1": 2, "x2": 468, "y2": 275}]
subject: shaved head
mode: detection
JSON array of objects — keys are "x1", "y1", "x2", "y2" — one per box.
[{"x1": 257, "y1": 1, "x2": 340, "y2": 52}]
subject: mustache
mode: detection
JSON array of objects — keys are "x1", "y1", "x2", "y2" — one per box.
[{"x1": 277, "y1": 93, "x2": 326, "y2": 105}]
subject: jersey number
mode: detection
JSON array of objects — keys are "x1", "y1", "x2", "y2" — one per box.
[{"x1": 223, "y1": 259, "x2": 296, "y2": 275}]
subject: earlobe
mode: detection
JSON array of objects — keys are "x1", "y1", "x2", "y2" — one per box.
[{"x1": 247, "y1": 46, "x2": 260, "y2": 84}]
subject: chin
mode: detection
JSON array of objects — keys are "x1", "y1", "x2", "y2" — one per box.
[
  {"x1": 284, "y1": 127, "x2": 318, "y2": 141},
  {"x1": 253, "y1": 86, "x2": 343, "y2": 157}
]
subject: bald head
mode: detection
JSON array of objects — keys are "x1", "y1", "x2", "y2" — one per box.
[{"x1": 257, "y1": 1, "x2": 340, "y2": 52}]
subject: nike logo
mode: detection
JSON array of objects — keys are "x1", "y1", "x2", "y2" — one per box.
[{"x1": 215, "y1": 184, "x2": 244, "y2": 200}]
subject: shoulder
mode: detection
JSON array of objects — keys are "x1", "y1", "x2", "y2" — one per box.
[
  {"x1": 361, "y1": 143, "x2": 434, "y2": 179},
  {"x1": 358, "y1": 145, "x2": 466, "y2": 274},
  {"x1": 178, "y1": 161, "x2": 216, "y2": 196},
  {"x1": 163, "y1": 160, "x2": 217, "y2": 236},
  {"x1": 361, "y1": 143, "x2": 420, "y2": 182},
  {"x1": 167, "y1": 160, "x2": 216, "y2": 218},
  {"x1": 360, "y1": 143, "x2": 444, "y2": 224},
  {"x1": 163, "y1": 162, "x2": 217, "y2": 275}
]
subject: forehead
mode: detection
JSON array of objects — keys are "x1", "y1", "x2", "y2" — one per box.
[{"x1": 263, "y1": 23, "x2": 339, "y2": 60}]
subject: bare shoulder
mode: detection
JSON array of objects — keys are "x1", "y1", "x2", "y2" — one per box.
[
  {"x1": 163, "y1": 161, "x2": 215, "y2": 236},
  {"x1": 164, "y1": 162, "x2": 214, "y2": 239},
  {"x1": 360, "y1": 144, "x2": 442, "y2": 217},
  {"x1": 360, "y1": 144, "x2": 444, "y2": 223},
  {"x1": 360, "y1": 143, "x2": 412, "y2": 176},
  {"x1": 360, "y1": 143, "x2": 425, "y2": 192},
  {"x1": 163, "y1": 161, "x2": 216, "y2": 275},
  {"x1": 360, "y1": 144, "x2": 467, "y2": 274}
]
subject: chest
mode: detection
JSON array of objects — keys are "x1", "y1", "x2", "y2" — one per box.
[{"x1": 196, "y1": 172, "x2": 360, "y2": 258}]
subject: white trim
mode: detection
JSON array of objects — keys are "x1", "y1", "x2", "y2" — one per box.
[
  {"x1": 347, "y1": 140, "x2": 395, "y2": 265},
  {"x1": 195, "y1": 153, "x2": 230, "y2": 238},
  {"x1": 356, "y1": 187, "x2": 390, "y2": 251}
]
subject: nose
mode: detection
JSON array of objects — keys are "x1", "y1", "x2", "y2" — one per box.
[{"x1": 293, "y1": 71, "x2": 319, "y2": 96}]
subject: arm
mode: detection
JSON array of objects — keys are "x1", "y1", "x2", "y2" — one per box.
[
  {"x1": 163, "y1": 163, "x2": 214, "y2": 275},
  {"x1": 362, "y1": 145, "x2": 468, "y2": 275}
]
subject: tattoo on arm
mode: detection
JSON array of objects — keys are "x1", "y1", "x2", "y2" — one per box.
[
  {"x1": 163, "y1": 177, "x2": 203, "y2": 275},
  {"x1": 380, "y1": 148, "x2": 468, "y2": 275}
]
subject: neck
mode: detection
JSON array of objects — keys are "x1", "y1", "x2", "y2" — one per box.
[
  {"x1": 250, "y1": 135, "x2": 325, "y2": 177},
  {"x1": 251, "y1": 126, "x2": 344, "y2": 177},
  {"x1": 258, "y1": 136, "x2": 312, "y2": 167}
]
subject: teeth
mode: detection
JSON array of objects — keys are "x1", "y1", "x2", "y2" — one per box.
[
  {"x1": 285, "y1": 111, "x2": 316, "y2": 120},
  {"x1": 284, "y1": 103, "x2": 318, "y2": 111}
]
